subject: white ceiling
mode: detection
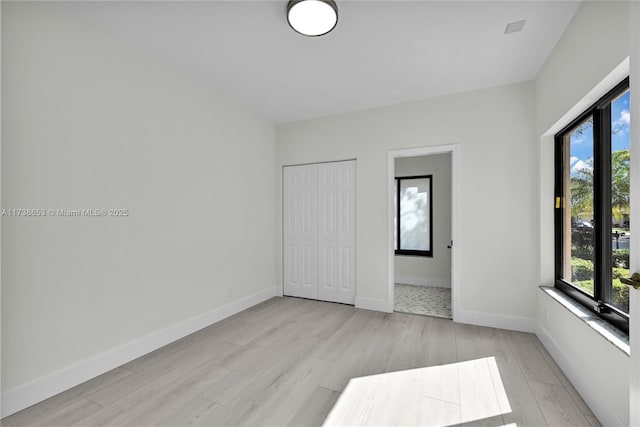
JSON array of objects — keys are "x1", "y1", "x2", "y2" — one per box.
[{"x1": 62, "y1": 1, "x2": 581, "y2": 123}]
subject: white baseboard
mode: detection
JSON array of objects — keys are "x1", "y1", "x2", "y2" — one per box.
[
  {"x1": 455, "y1": 309, "x2": 536, "y2": 333},
  {"x1": 355, "y1": 296, "x2": 392, "y2": 313},
  {"x1": 395, "y1": 275, "x2": 451, "y2": 288},
  {"x1": 1, "y1": 286, "x2": 280, "y2": 418},
  {"x1": 535, "y1": 323, "x2": 624, "y2": 427}
]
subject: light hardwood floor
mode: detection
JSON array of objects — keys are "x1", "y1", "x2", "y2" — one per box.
[{"x1": 2, "y1": 297, "x2": 600, "y2": 427}]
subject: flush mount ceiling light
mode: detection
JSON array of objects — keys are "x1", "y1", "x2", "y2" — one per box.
[{"x1": 287, "y1": 0, "x2": 338, "y2": 37}]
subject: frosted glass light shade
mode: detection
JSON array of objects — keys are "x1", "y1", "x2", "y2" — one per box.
[{"x1": 287, "y1": 0, "x2": 338, "y2": 37}]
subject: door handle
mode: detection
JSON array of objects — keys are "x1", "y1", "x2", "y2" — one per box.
[
  {"x1": 447, "y1": 240, "x2": 453, "y2": 249},
  {"x1": 621, "y1": 273, "x2": 640, "y2": 290}
]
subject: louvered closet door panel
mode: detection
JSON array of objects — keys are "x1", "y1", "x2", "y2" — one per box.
[
  {"x1": 318, "y1": 161, "x2": 356, "y2": 304},
  {"x1": 283, "y1": 164, "x2": 318, "y2": 299}
]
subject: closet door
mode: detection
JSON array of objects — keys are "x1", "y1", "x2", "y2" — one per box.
[
  {"x1": 283, "y1": 164, "x2": 318, "y2": 299},
  {"x1": 318, "y1": 161, "x2": 356, "y2": 304}
]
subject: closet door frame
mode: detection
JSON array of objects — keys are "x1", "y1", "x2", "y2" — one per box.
[{"x1": 283, "y1": 159, "x2": 356, "y2": 305}]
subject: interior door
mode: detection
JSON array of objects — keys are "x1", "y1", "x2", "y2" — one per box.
[
  {"x1": 318, "y1": 161, "x2": 356, "y2": 304},
  {"x1": 283, "y1": 164, "x2": 318, "y2": 299}
]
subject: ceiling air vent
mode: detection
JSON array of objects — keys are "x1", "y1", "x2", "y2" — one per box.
[{"x1": 504, "y1": 20, "x2": 526, "y2": 34}]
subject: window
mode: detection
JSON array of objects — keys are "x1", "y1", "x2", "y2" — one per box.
[
  {"x1": 554, "y1": 78, "x2": 630, "y2": 333},
  {"x1": 394, "y1": 175, "x2": 433, "y2": 257}
]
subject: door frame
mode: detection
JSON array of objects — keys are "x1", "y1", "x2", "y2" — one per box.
[
  {"x1": 282, "y1": 159, "x2": 357, "y2": 305},
  {"x1": 387, "y1": 144, "x2": 459, "y2": 320},
  {"x1": 629, "y1": 2, "x2": 640, "y2": 424}
]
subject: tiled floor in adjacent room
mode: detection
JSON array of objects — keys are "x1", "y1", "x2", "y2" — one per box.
[{"x1": 394, "y1": 283, "x2": 452, "y2": 319}]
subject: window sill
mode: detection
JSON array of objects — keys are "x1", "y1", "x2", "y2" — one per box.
[{"x1": 539, "y1": 286, "x2": 630, "y2": 356}]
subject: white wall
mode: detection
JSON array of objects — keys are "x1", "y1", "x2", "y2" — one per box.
[
  {"x1": 535, "y1": 1, "x2": 630, "y2": 425},
  {"x1": 394, "y1": 154, "x2": 452, "y2": 288},
  {"x1": 536, "y1": 1, "x2": 630, "y2": 136},
  {"x1": 1, "y1": 0, "x2": 277, "y2": 411},
  {"x1": 0, "y1": 2, "x2": 3, "y2": 418},
  {"x1": 277, "y1": 81, "x2": 537, "y2": 324},
  {"x1": 537, "y1": 291, "x2": 630, "y2": 426}
]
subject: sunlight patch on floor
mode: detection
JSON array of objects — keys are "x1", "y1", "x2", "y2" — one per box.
[{"x1": 323, "y1": 357, "x2": 512, "y2": 427}]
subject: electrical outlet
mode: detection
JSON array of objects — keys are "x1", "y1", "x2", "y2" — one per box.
[{"x1": 226, "y1": 285, "x2": 233, "y2": 298}]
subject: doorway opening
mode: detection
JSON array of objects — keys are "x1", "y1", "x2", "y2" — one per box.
[{"x1": 387, "y1": 146, "x2": 457, "y2": 320}]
